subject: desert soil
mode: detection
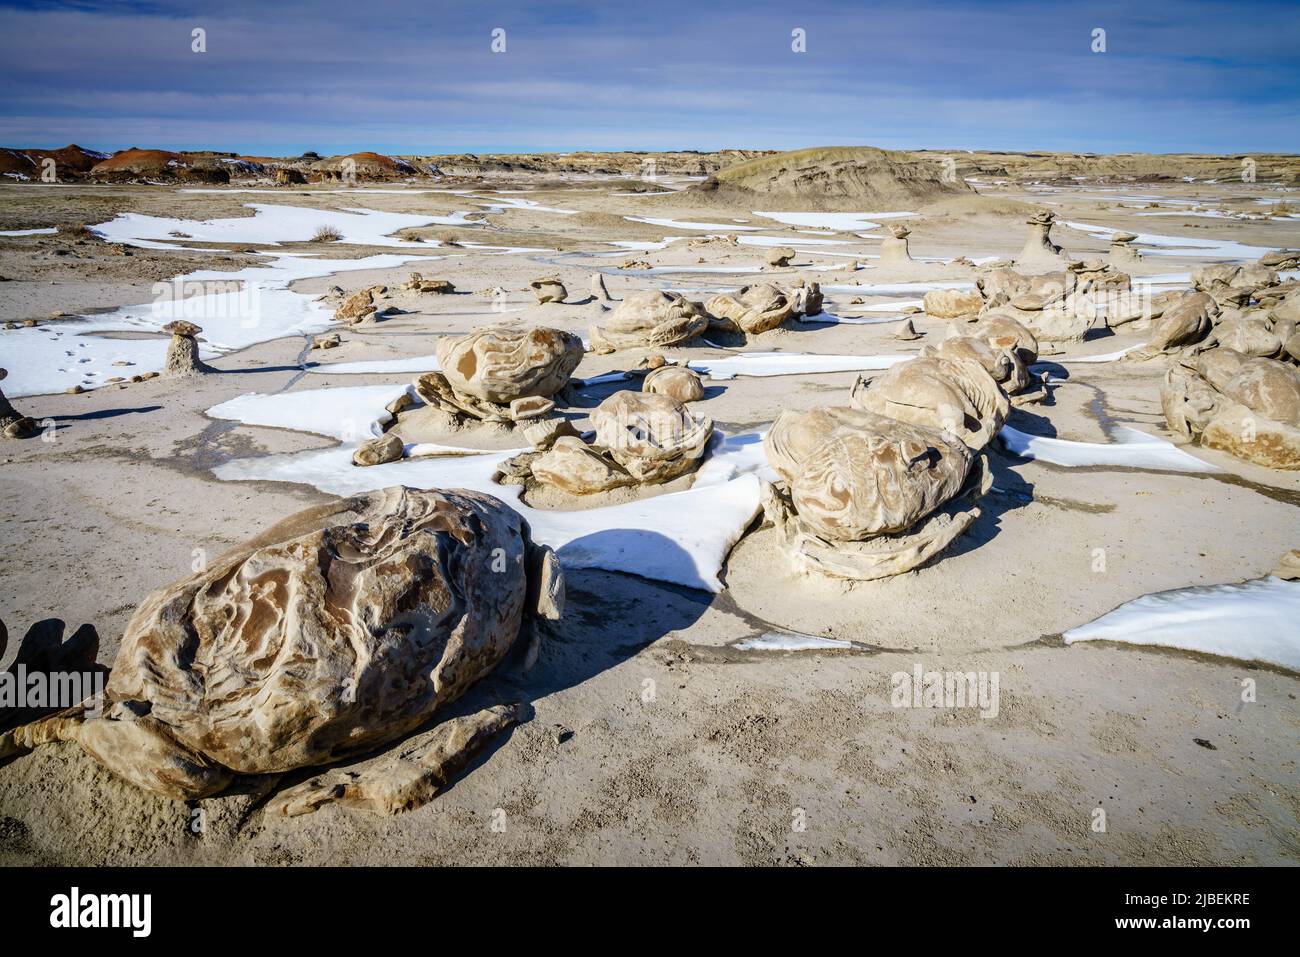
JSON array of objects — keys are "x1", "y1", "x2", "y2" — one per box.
[{"x1": 0, "y1": 172, "x2": 1297, "y2": 865}]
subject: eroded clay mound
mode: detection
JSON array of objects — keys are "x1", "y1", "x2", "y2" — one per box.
[
  {"x1": 687, "y1": 146, "x2": 969, "y2": 211},
  {"x1": 590, "y1": 290, "x2": 709, "y2": 352},
  {"x1": 2, "y1": 488, "x2": 561, "y2": 800}
]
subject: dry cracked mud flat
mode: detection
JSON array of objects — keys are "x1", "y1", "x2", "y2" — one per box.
[{"x1": 1, "y1": 151, "x2": 1298, "y2": 865}]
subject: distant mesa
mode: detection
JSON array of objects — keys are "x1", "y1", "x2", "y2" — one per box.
[
  {"x1": 310, "y1": 151, "x2": 421, "y2": 181},
  {"x1": 0, "y1": 144, "x2": 108, "y2": 181}
]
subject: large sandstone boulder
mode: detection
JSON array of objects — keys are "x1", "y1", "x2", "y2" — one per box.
[
  {"x1": 1213, "y1": 317, "x2": 1282, "y2": 357},
  {"x1": 435, "y1": 325, "x2": 583, "y2": 405},
  {"x1": 923, "y1": 288, "x2": 983, "y2": 319},
  {"x1": 1160, "y1": 349, "x2": 1300, "y2": 469},
  {"x1": 760, "y1": 406, "x2": 989, "y2": 580},
  {"x1": 0, "y1": 488, "x2": 563, "y2": 805},
  {"x1": 922, "y1": 335, "x2": 1032, "y2": 398},
  {"x1": 850, "y1": 354, "x2": 1009, "y2": 450},
  {"x1": 969, "y1": 314, "x2": 1039, "y2": 365},
  {"x1": 1126, "y1": 291, "x2": 1216, "y2": 360},
  {"x1": 706, "y1": 283, "x2": 794, "y2": 335},
  {"x1": 506, "y1": 391, "x2": 713, "y2": 494},
  {"x1": 590, "y1": 290, "x2": 709, "y2": 352},
  {"x1": 643, "y1": 364, "x2": 706, "y2": 403}
]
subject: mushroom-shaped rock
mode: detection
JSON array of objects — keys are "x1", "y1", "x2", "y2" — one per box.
[
  {"x1": 879, "y1": 224, "x2": 914, "y2": 267},
  {"x1": 0, "y1": 487, "x2": 563, "y2": 803},
  {"x1": 850, "y1": 354, "x2": 1009, "y2": 451},
  {"x1": 435, "y1": 325, "x2": 584, "y2": 405},
  {"x1": 760, "y1": 407, "x2": 988, "y2": 580},
  {"x1": 1109, "y1": 232, "x2": 1142, "y2": 266},
  {"x1": 706, "y1": 283, "x2": 794, "y2": 335},
  {"x1": 923, "y1": 288, "x2": 982, "y2": 319},
  {"x1": 643, "y1": 364, "x2": 706, "y2": 403},
  {"x1": 161, "y1": 320, "x2": 214, "y2": 377},
  {"x1": 0, "y1": 369, "x2": 39, "y2": 439},
  {"x1": 1015, "y1": 209, "x2": 1069, "y2": 270},
  {"x1": 590, "y1": 290, "x2": 709, "y2": 352},
  {"x1": 530, "y1": 277, "x2": 568, "y2": 304},
  {"x1": 766, "y1": 246, "x2": 797, "y2": 268}
]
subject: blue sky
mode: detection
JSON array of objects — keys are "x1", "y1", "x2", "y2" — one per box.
[{"x1": 1, "y1": 0, "x2": 1297, "y2": 155}]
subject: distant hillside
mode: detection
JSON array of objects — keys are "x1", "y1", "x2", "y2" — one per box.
[{"x1": 685, "y1": 146, "x2": 970, "y2": 210}]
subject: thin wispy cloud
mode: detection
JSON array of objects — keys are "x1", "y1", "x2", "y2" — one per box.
[{"x1": 1, "y1": 0, "x2": 1296, "y2": 154}]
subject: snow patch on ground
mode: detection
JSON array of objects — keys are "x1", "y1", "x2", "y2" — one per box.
[
  {"x1": 1064, "y1": 577, "x2": 1300, "y2": 671},
  {"x1": 999, "y1": 424, "x2": 1217, "y2": 472},
  {"x1": 207, "y1": 387, "x2": 773, "y2": 591}
]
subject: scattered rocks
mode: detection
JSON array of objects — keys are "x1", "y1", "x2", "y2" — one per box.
[{"x1": 530, "y1": 277, "x2": 568, "y2": 304}]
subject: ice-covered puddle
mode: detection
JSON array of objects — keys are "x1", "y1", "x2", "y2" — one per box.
[
  {"x1": 1064, "y1": 577, "x2": 1300, "y2": 671},
  {"x1": 207, "y1": 386, "x2": 775, "y2": 592},
  {"x1": 999, "y1": 424, "x2": 1217, "y2": 472},
  {"x1": 1, "y1": 252, "x2": 427, "y2": 397},
  {"x1": 91, "y1": 203, "x2": 479, "y2": 250},
  {"x1": 1060, "y1": 221, "x2": 1276, "y2": 261},
  {"x1": 687, "y1": 352, "x2": 912, "y2": 379},
  {"x1": 734, "y1": 632, "x2": 858, "y2": 652},
  {"x1": 625, "y1": 216, "x2": 763, "y2": 231},
  {"x1": 753, "y1": 211, "x2": 917, "y2": 231}
]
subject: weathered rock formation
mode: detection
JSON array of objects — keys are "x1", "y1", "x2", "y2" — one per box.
[
  {"x1": 1162, "y1": 349, "x2": 1300, "y2": 469},
  {"x1": 0, "y1": 369, "x2": 38, "y2": 439},
  {"x1": 590, "y1": 290, "x2": 709, "y2": 352},
  {"x1": 0, "y1": 487, "x2": 563, "y2": 808},
  {"x1": 760, "y1": 406, "x2": 990, "y2": 579},
  {"x1": 643, "y1": 364, "x2": 706, "y2": 403},
  {"x1": 410, "y1": 325, "x2": 584, "y2": 427},
  {"x1": 530, "y1": 277, "x2": 568, "y2": 304},
  {"x1": 501, "y1": 391, "x2": 713, "y2": 495},
  {"x1": 850, "y1": 352, "x2": 1009, "y2": 451},
  {"x1": 161, "y1": 320, "x2": 214, "y2": 377},
  {"x1": 923, "y1": 288, "x2": 983, "y2": 319},
  {"x1": 880, "y1": 224, "x2": 915, "y2": 268},
  {"x1": 1014, "y1": 210, "x2": 1070, "y2": 272},
  {"x1": 706, "y1": 283, "x2": 795, "y2": 335}
]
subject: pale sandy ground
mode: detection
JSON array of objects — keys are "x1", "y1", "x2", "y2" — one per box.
[{"x1": 1, "y1": 175, "x2": 1298, "y2": 865}]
